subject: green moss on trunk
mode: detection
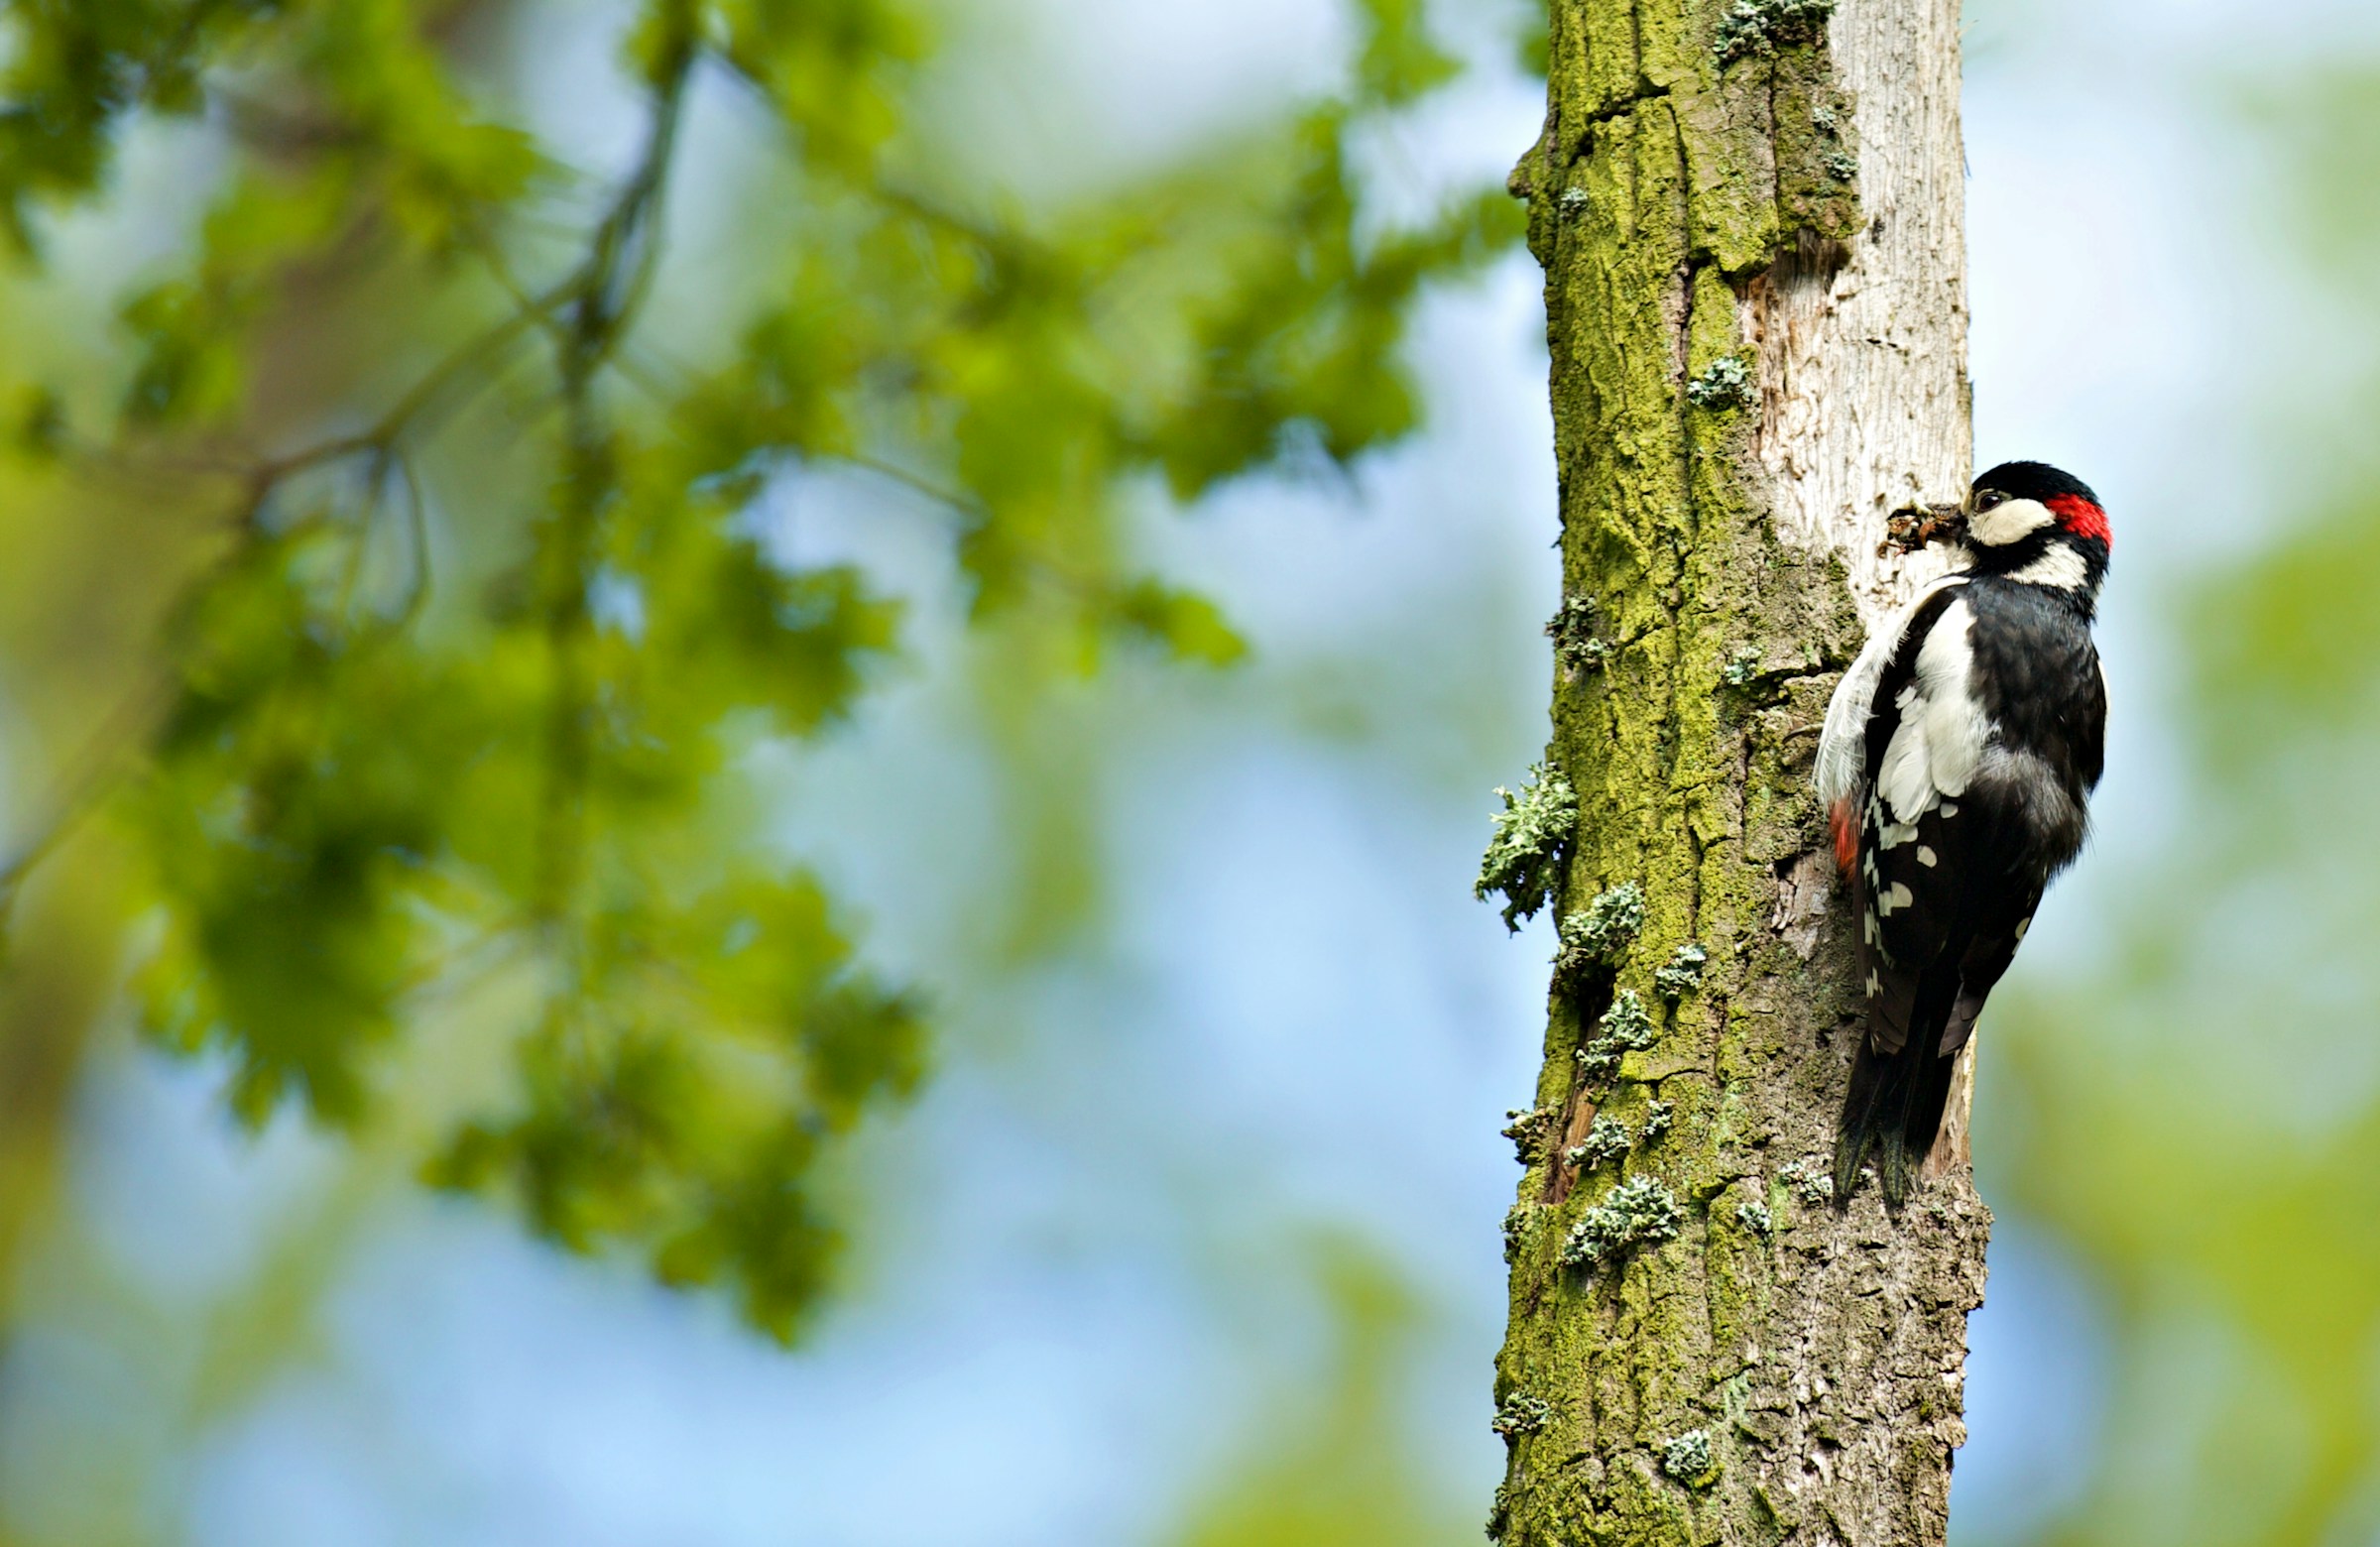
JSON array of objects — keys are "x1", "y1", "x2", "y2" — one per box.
[{"x1": 1493, "y1": 2, "x2": 1985, "y2": 1542}]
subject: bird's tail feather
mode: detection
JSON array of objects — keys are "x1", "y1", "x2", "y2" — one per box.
[
  {"x1": 1836, "y1": 1035, "x2": 1916, "y2": 1205},
  {"x1": 1834, "y1": 1012, "x2": 1961, "y2": 1208}
]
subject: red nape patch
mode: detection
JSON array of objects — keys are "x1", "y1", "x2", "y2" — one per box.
[
  {"x1": 2048, "y1": 493, "x2": 2111, "y2": 548},
  {"x1": 1831, "y1": 800, "x2": 1858, "y2": 877}
]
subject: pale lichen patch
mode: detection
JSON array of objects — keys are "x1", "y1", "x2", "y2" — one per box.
[
  {"x1": 1560, "y1": 1175, "x2": 1684, "y2": 1269},
  {"x1": 1477, "y1": 761, "x2": 1578, "y2": 930}
]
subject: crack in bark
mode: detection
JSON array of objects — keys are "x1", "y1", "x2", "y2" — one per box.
[
  {"x1": 1568, "y1": 86, "x2": 1679, "y2": 167},
  {"x1": 1495, "y1": 1, "x2": 1979, "y2": 1542}
]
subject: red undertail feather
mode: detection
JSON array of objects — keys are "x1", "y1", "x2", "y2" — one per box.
[
  {"x1": 1831, "y1": 799, "x2": 1858, "y2": 877},
  {"x1": 2047, "y1": 493, "x2": 2110, "y2": 548}
]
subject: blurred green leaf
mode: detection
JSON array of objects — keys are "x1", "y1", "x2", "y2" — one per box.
[
  {"x1": 0, "y1": 0, "x2": 281, "y2": 251},
  {"x1": 1110, "y1": 578, "x2": 1250, "y2": 667},
  {"x1": 1353, "y1": 0, "x2": 1462, "y2": 108},
  {"x1": 0, "y1": 0, "x2": 1518, "y2": 1348}
]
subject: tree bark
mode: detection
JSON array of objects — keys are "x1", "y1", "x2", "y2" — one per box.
[{"x1": 1492, "y1": 2, "x2": 1981, "y2": 1543}]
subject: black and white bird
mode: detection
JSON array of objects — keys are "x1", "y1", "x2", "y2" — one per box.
[{"x1": 1817, "y1": 461, "x2": 2110, "y2": 1204}]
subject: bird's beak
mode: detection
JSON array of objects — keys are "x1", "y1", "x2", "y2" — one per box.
[
  {"x1": 1922, "y1": 501, "x2": 1967, "y2": 543},
  {"x1": 1881, "y1": 501, "x2": 1968, "y2": 555}
]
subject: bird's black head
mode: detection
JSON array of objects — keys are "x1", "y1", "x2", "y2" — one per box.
[
  {"x1": 1959, "y1": 459, "x2": 2110, "y2": 604},
  {"x1": 1973, "y1": 460, "x2": 2102, "y2": 514}
]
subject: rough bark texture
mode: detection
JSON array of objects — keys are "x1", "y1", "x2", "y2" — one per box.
[{"x1": 1492, "y1": 2, "x2": 1982, "y2": 1543}]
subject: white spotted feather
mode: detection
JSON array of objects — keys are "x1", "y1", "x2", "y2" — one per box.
[
  {"x1": 1875, "y1": 597, "x2": 1991, "y2": 823},
  {"x1": 1815, "y1": 575, "x2": 1967, "y2": 812}
]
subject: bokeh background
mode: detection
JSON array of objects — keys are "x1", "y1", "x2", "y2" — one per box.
[{"x1": 2, "y1": 0, "x2": 2379, "y2": 1544}]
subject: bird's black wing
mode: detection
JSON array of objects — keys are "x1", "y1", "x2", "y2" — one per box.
[
  {"x1": 1839, "y1": 585, "x2": 1989, "y2": 1203},
  {"x1": 1852, "y1": 585, "x2": 1971, "y2": 1056}
]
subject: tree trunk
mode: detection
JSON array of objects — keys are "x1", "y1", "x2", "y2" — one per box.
[{"x1": 1491, "y1": 2, "x2": 1981, "y2": 1543}]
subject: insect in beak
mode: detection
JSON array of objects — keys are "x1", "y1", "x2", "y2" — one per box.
[{"x1": 1881, "y1": 501, "x2": 1967, "y2": 555}]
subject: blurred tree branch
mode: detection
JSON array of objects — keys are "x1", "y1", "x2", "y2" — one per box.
[{"x1": 0, "y1": 0, "x2": 1519, "y2": 1351}]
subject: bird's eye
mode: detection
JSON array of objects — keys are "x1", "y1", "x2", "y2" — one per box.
[{"x1": 1974, "y1": 491, "x2": 2006, "y2": 512}]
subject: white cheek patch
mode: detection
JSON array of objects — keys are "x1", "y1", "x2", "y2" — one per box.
[{"x1": 1969, "y1": 496, "x2": 2057, "y2": 547}]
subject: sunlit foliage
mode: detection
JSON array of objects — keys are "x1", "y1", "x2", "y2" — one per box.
[{"x1": 0, "y1": 0, "x2": 1517, "y2": 1339}]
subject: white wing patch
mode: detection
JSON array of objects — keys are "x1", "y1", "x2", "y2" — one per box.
[
  {"x1": 1817, "y1": 575, "x2": 1967, "y2": 811},
  {"x1": 1875, "y1": 597, "x2": 1991, "y2": 823}
]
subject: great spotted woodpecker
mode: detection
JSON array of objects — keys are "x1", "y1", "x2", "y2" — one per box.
[{"x1": 1817, "y1": 461, "x2": 2110, "y2": 1203}]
